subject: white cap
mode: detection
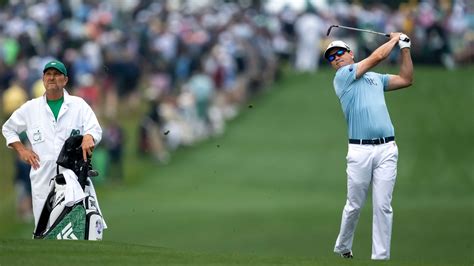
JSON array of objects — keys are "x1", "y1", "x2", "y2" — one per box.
[{"x1": 324, "y1": 40, "x2": 351, "y2": 59}]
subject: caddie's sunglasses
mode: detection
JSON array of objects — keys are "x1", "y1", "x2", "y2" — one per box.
[{"x1": 327, "y1": 49, "x2": 347, "y2": 62}]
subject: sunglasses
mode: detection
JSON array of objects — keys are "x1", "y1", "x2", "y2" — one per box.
[{"x1": 327, "y1": 49, "x2": 347, "y2": 62}]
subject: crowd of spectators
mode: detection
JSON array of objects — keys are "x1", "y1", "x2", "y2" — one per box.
[
  {"x1": 312, "y1": 0, "x2": 474, "y2": 70},
  {"x1": 285, "y1": 0, "x2": 473, "y2": 71},
  {"x1": 1, "y1": 1, "x2": 473, "y2": 220}
]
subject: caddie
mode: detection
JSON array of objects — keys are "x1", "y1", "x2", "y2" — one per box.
[{"x1": 2, "y1": 60, "x2": 103, "y2": 233}]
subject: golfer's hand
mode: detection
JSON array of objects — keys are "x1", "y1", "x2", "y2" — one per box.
[
  {"x1": 389, "y1": 32, "x2": 402, "y2": 42},
  {"x1": 398, "y1": 33, "x2": 411, "y2": 49},
  {"x1": 18, "y1": 149, "x2": 40, "y2": 170},
  {"x1": 81, "y1": 134, "x2": 95, "y2": 161}
]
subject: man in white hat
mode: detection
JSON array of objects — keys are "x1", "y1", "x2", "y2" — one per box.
[{"x1": 325, "y1": 33, "x2": 413, "y2": 260}]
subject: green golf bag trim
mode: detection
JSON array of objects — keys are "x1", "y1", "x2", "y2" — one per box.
[{"x1": 43, "y1": 204, "x2": 86, "y2": 240}]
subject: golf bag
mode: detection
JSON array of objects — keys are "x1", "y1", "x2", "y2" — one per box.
[{"x1": 33, "y1": 135, "x2": 105, "y2": 240}]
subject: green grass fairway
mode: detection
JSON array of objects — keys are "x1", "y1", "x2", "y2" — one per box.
[
  {"x1": 0, "y1": 66, "x2": 473, "y2": 265},
  {"x1": 0, "y1": 239, "x2": 462, "y2": 266}
]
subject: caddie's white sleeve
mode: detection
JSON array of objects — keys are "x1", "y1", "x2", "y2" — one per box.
[
  {"x1": 2, "y1": 106, "x2": 27, "y2": 147},
  {"x1": 80, "y1": 100, "x2": 102, "y2": 144}
]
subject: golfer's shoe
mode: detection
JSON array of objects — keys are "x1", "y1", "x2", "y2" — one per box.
[{"x1": 341, "y1": 251, "x2": 353, "y2": 259}]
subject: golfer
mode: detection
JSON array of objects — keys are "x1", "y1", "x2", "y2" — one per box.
[
  {"x1": 2, "y1": 60, "x2": 102, "y2": 232},
  {"x1": 325, "y1": 33, "x2": 413, "y2": 260}
]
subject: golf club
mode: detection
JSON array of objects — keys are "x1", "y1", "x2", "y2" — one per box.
[{"x1": 327, "y1": 25, "x2": 410, "y2": 42}]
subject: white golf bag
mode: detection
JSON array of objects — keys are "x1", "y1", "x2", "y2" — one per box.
[{"x1": 33, "y1": 135, "x2": 106, "y2": 240}]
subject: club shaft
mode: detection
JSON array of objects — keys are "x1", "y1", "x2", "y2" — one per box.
[
  {"x1": 328, "y1": 25, "x2": 409, "y2": 42},
  {"x1": 335, "y1": 25, "x2": 389, "y2": 37}
]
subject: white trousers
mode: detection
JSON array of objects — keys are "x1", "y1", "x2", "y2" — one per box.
[{"x1": 334, "y1": 141, "x2": 398, "y2": 260}]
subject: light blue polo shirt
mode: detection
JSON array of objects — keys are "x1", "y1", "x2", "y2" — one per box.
[{"x1": 333, "y1": 63, "x2": 394, "y2": 139}]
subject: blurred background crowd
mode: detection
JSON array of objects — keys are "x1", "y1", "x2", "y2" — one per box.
[{"x1": 1, "y1": 0, "x2": 473, "y2": 221}]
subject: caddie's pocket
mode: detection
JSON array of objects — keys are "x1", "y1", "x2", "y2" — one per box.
[{"x1": 28, "y1": 126, "x2": 45, "y2": 145}]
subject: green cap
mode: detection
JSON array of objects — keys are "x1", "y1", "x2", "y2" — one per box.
[{"x1": 43, "y1": 60, "x2": 67, "y2": 76}]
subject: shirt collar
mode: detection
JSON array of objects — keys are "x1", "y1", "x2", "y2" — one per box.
[{"x1": 42, "y1": 89, "x2": 70, "y2": 104}]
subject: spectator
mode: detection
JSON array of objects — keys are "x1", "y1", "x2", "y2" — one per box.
[
  {"x1": 294, "y1": 6, "x2": 324, "y2": 72},
  {"x1": 102, "y1": 119, "x2": 125, "y2": 181},
  {"x1": 138, "y1": 98, "x2": 170, "y2": 163},
  {"x1": 14, "y1": 132, "x2": 33, "y2": 222},
  {"x1": 2, "y1": 80, "x2": 32, "y2": 222}
]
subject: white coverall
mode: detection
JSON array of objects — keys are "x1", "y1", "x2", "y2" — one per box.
[{"x1": 2, "y1": 90, "x2": 102, "y2": 229}]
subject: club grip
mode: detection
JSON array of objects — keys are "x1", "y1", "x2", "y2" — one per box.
[{"x1": 385, "y1": 33, "x2": 410, "y2": 42}]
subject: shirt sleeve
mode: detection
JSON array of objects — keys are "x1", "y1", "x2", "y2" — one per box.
[
  {"x1": 2, "y1": 104, "x2": 28, "y2": 147},
  {"x1": 80, "y1": 99, "x2": 102, "y2": 145},
  {"x1": 381, "y1": 74, "x2": 390, "y2": 91},
  {"x1": 334, "y1": 64, "x2": 357, "y2": 98}
]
